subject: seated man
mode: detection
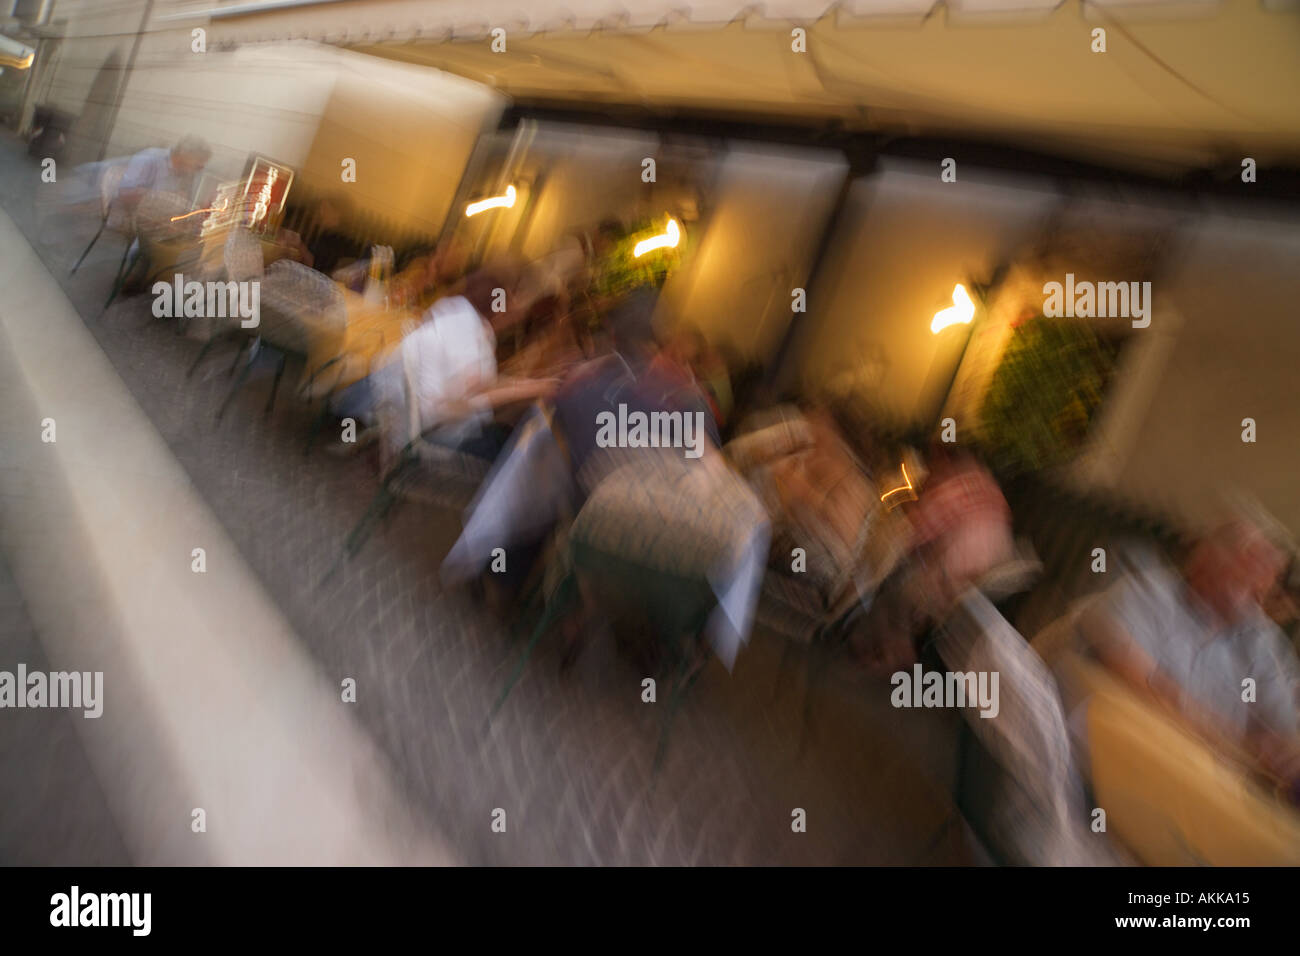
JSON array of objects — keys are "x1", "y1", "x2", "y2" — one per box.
[
  {"x1": 328, "y1": 269, "x2": 557, "y2": 460},
  {"x1": 293, "y1": 195, "x2": 366, "y2": 277},
  {"x1": 111, "y1": 136, "x2": 212, "y2": 291},
  {"x1": 115, "y1": 135, "x2": 211, "y2": 216},
  {"x1": 852, "y1": 447, "x2": 1015, "y2": 675},
  {"x1": 550, "y1": 287, "x2": 720, "y2": 498},
  {"x1": 728, "y1": 403, "x2": 877, "y2": 608},
  {"x1": 1076, "y1": 517, "x2": 1300, "y2": 791},
  {"x1": 651, "y1": 326, "x2": 733, "y2": 429}
]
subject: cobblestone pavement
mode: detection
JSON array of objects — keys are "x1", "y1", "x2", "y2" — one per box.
[{"x1": 1, "y1": 135, "x2": 979, "y2": 865}]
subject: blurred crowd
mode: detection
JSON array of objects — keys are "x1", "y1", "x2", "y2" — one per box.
[{"x1": 71, "y1": 134, "x2": 1300, "y2": 865}]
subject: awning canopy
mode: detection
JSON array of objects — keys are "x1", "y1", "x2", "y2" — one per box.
[{"x1": 193, "y1": 0, "x2": 1300, "y2": 172}]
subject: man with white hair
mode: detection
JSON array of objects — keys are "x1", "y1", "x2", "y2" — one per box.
[
  {"x1": 115, "y1": 134, "x2": 212, "y2": 214},
  {"x1": 1077, "y1": 516, "x2": 1300, "y2": 789}
]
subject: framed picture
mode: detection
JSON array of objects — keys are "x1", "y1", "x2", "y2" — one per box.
[{"x1": 238, "y1": 155, "x2": 295, "y2": 234}]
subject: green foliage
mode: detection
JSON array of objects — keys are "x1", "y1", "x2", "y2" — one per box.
[
  {"x1": 979, "y1": 316, "x2": 1119, "y2": 475},
  {"x1": 591, "y1": 216, "x2": 686, "y2": 299}
]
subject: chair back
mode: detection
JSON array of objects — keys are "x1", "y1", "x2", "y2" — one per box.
[
  {"x1": 100, "y1": 163, "x2": 127, "y2": 218},
  {"x1": 257, "y1": 260, "x2": 347, "y2": 356},
  {"x1": 223, "y1": 227, "x2": 265, "y2": 282}
]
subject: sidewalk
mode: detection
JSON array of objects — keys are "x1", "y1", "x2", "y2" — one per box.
[
  {"x1": 0, "y1": 205, "x2": 456, "y2": 864},
  {"x1": 0, "y1": 131, "x2": 975, "y2": 865}
]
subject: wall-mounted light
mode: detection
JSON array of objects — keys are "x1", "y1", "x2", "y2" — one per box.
[
  {"x1": 930, "y1": 283, "x2": 976, "y2": 335},
  {"x1": 465, "y1": 184, "x2": 516, "y2": 217},
  {"x1": 0, "y1": 36, "x2": 35, "y2": 70},
  {"x1": 633, "y1": 217, "x2": 681, "y2": 258},
  {"x1": 879, "y1": 461, "x2": 918, "y2": 510}
]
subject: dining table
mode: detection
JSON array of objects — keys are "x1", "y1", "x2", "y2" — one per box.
[{"x1": 298, "y1": 288, "x2": 421, "y2": 400}]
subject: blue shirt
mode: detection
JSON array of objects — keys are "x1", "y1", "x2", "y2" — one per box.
[{"x1": 118, "y1": 147, "x2": 194, "y2": 202}]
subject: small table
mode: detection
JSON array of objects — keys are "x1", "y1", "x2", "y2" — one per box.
[{"x1": 300, "y1": 290, "x2": 419, "y2": 397}]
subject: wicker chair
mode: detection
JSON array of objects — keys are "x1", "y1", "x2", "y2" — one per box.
[
  {"x1": 69, "y1": 161, "x2": 128, "y2": 275},
  {"x1": 322, "y1": 337, "x2": 493, "y2": 581},
  {"x1": 216, "y1": 258, "x2": 347, "y2": 420},
  {"x1": 186, "y1": 227, "x2": 265, "y2": 376},
  {"x1": 491, "y1": 450, "x2": 769, "y2": 777},
  {"x1": 103, "y1": 189, "x2": 195, "y2": 313}
]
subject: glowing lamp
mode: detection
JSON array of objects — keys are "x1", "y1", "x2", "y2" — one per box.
[
  {"x1": 633, "y1": 217, "x2": 681, "y2": 258},
  {"x1": 465, "y1": 185, "x2": 517, "y2": 217},
  {"x1": 930, "y1": 283, "x2": 976, "y2": 335}
]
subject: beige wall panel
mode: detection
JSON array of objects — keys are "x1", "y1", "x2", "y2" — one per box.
[{"x1": 795, "y1": 161, "x2": 1056, "y2": 423}]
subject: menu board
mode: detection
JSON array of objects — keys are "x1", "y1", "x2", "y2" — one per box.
[
  {"x1": 198, "y1": 156, "x2": 295, "y2": 238},
  {"x1": 241, "y1": 155, "x2": 294, "y2": 234}
]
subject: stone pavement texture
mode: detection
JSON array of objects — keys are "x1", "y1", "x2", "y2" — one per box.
[{"x1": 0, "y1": 134, "x2": 977, "y2": 865}]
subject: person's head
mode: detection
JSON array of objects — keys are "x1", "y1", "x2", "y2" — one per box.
[
  {"x1": 593, "y1": 218, "x2": 624, "y2": 258},
  {"x1": 431, "y1": 236, "x2": 469, "y2": 284},
  {"x1": 390, "y1": 246, "x2": 437, "y2": 302},
  {"x1": 462, "y1": 269, "x2": 517, "y2": 329},
  {"x1": 1184, "y1": 518, "x2": 1289, "y2": 624},
  {"x1": 316, "y1": 194, "x2": 354, "y2": 231},
  {"x1": 604, "y1": 287, "x2": 661, "y2": 363},
  {"x1": 664, "y1": 325, "x2": 708, "y2": 368},
  {"x1": 169, "y1": 135, "x2": 211, "y2": 177}
]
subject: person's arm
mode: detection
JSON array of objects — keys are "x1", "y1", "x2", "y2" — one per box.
[{"x1": 429, "y1": 377, "x2": 559, "y2": 424}]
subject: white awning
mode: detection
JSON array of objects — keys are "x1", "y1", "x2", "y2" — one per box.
[{"x1": 180, "y1": 1, "x2": 1300, "y2": 171}]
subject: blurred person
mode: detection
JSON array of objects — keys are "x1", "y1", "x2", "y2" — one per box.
[
  {"x1": 326, "y1": 269, "x2": 558, "y2": 460},
  {"x1": 511, "y1": 232, "x2": 587, "y2": 325},
  {"x1": 383, "y1": 242, "x2": 464, "y2": 312},
  {"x1": 508, "y1": 220, "x2": 624, "y2": 341},
  {"x1": 728, "y1": 403, "x2": 877, "y2": 610},
  {"x1": 580, "y1": 218, "x2": 630, "y2": 309},
  {"x1": 937, "y1": 587, "x2": 1106, "y2": 865},
  {"x1": 115, "y1": 135, "x2": 211, "y2": 216},
  {"x1": 907, "y1": 445, "x2": 1017, "y2": 611},
  {"x1": 441, "y1": 287, "x2": 717, "y2": 622},
  {"x1": 545, "y1": 291, "x2": 764, "y2": 673},
  {"x1": 653, "y1": 325, "x2": 733, "y2": 427},
  {"x1": 852, "y1": 446, "x2": 1015, "y2": 675},
  {"x1": 1075, "y1": 517, "x2": 1300, "y2": 791},
  {"x1": 497, "y1": 298, "x2": 587, "y2": 383},
  {"x1": 550, "y1": 287, "x2": 720, "y2": 497},
  {"x1": 282, "y1": 195, "x2": 366, "y2": 276},
  {"x1": 110, "y1": 136, "x2": 212, "y2": 293}
]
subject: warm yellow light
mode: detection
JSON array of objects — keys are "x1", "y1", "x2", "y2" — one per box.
[
  {"x1": 880, "y1": 462, "x2": 917, "y2": 509},
  {"x1": 465, "y1": 185, "x2": 516, "y2": 217},
  {"x1": 930, "y1": 283, "x2": 976, "y2": 335},
  {"x1": 170, "y1": 206, "x2": 216, "y2": 222},
  {"x1": 633, "y1": 217, "x2": 681, "y2": 258}
]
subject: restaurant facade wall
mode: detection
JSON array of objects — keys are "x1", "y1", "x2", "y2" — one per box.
[
  {"x1": 1110, "y1": 207, "x2": 1300, "y2": 537},
  {"x1": 465, "y1": 122, "x2": 846, "y2": 364},
  {"x1": 791, "y1": 162, "x2": 1300, "y2": 538},
  {"x1": 26, "y1": 4, "x2": 1300, "y2": 538},
  {"x1": 792, "y1": 160, "x2": 1059, "y2": 426},
  {"x1": 658, "y1": 141, "x2": 846, "y2": 364}
]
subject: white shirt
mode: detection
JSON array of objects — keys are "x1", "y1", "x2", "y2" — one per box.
[
  {"x1": 373, "y1": 295, "x2": 496, "y2": 443},
  {"x1": 1079, "y1": 561, "x2": 1300, "y2": 740}
]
